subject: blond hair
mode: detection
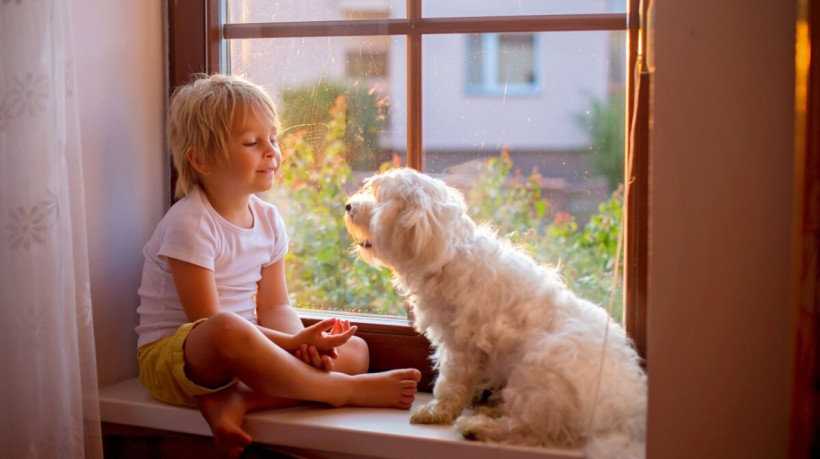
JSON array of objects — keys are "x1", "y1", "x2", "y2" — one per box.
[{"x1": 167, "y1": 73, "x2": 280, "y2": 198}]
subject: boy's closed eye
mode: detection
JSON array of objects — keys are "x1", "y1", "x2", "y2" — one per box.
[{"x1": 243, "y1": 139, "x2": 278, "y2": 147}]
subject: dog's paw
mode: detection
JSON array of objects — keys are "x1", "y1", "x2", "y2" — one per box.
[
  {"x1": 454, "y1": 414, "x2": 491, "y2": 441},
  {"x1": 455, "y1": 414, "x2": 519, "y2": 443},
  {"x1": 409, "y1": 401, "x2": 456, "y2": 425},
  {"x1": 472, "y1": 403, "x2": 502, "y2": 418}
]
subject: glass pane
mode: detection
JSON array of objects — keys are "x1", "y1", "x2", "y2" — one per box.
[
  {"x1": 226, "y1": 0, "x2": 405, "y2": 23},
  {"x1": 229, "y1": 36, "x2": 408, "y2": 316},
  {"x1": 497, "y1": 34, "x2": 535, "y2": 85},
  {"x1": 420, "y1": 31, "x2": 627, "y2": 321},
  {"x1": 422, "y1": 0, "x2": 626, "y2": 17}
]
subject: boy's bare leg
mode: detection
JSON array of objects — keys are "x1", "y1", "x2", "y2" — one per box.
[
  {"x1": 196, "y1": 386, "x2": 251, "y2": 458},
  {"x1": 185, "y1": 313, "x2": 420, "y2": 455},
  {"x1": 328, "y1": 335, "x2": 370, "y2": 375},
  {"x1": 196, "y1": 384, "x2": 302, "y2": 457},
  {"x1": 184, "y1": 312, "x2": 420, "y2": 408},
  {"x1": 201, "y1": 336, "x2": 367, "y2": 455}
]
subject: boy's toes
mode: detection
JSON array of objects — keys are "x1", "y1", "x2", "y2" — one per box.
[
  {"x1": 397, "y1": 368, "x2": 422, "y2": 381},
  {"x1": 401, "y1": 393, "x2": 416, "y2": 406},
  {"x1": 227, "y1": 446, "x2": 245, "y2": 459}
]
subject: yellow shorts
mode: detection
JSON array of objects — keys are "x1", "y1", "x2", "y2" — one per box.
[{"x1": 138, "y1": 318, "x2": 237, "y2": 407}]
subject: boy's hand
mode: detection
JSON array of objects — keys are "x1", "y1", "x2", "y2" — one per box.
[
  {"x1": 295, "y1": 344, "x2": 335, "y2": 371},
  {"x1": 294, "y1": 318, "x2": 356, "y2": 371}
]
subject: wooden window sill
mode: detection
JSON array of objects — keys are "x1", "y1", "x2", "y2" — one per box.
[{"x1": 99, "y1": 378, "x2": 581, "y2": 458}]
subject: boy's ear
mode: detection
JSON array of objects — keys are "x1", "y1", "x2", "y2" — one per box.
[{"x1": 186, "y1": 148, "x2": 213, "y2": 175}]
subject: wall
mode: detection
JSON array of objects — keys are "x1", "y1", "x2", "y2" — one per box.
[
  {"x1": 71, "y1": 1, "x2": 166, "y2": 386},
  {"x1": 648, "y1": 1, "x2": 795, "y2": 457}
]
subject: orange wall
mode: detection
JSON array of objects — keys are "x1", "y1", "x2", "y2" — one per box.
[{"x1": 648, "y1": 1, "x2": 796, "y2": 457}]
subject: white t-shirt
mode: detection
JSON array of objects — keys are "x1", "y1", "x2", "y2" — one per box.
[{"x1": 135, "y1": 187, "x2": 288, "y2": 348}]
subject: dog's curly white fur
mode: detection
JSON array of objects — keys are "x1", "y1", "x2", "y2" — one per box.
[{"x1": 344, "y1": 168, "x2": 647, "y2": 458}]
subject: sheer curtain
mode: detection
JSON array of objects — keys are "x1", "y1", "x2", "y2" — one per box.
[{"x1": 0, "y1": 0, "x2": 103, "y2": 457}]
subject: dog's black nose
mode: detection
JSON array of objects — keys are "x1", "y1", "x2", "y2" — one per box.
[{"x1": 345, "y1": 203, "x2": 352, "y2": 212}]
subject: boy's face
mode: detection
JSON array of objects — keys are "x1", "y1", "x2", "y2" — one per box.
[{"x1": 211, "y1": 107, "x2": 281, "y2": 196}]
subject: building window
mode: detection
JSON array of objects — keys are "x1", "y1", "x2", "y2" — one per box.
[
  {"x1": 346, "y1": 49, "x2": 389, "y2": 78},
  {"x1": 467, "y1": 33, "x2": 539, "y2": 96}
]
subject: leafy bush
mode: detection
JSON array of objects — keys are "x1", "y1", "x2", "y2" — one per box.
[
  {"x1": 264, "y1": 97, "x2": 401, "y2": 315},
  {"x1": 465, "y1": 150, "x2": 624, "y2": 321},
  {"x1": 266, "y1": 96, "x2": 624, "y2": 322},
  {"x1": 577, "y1": 92, "x2": 625, "y2": 191}
]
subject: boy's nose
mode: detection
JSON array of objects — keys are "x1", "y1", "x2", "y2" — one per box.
[{"x1": 266, "y1": 143, "x2": 281, "y2": 158}]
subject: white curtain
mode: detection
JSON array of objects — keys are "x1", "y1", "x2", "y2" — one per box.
[{"x1": 0, "y1": 0, "x2": 103, "y2": 457}]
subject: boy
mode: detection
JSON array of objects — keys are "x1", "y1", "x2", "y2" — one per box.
[{"x1": 136, "y1": 74, "x2": 420, "y2": 457}]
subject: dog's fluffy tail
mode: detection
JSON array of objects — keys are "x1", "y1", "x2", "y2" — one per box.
[{"x1": 585, "y1": 433, "x2": 645, "y2": 459}]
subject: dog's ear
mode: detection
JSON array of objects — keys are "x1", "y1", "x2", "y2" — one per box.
[
  {"x1": 395, "y1": 173, "x2": 469, "y2": 269},
  {"x1": 367, "y1": 168, "x2": 473, "y2": 272},
  {"x1": 398, "y1": 193, "x2": 434, "y2": 260}
]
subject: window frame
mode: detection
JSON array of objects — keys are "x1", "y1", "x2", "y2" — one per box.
[{"x1": 167, "y1": 0, "x2": 649, "y2": 388}]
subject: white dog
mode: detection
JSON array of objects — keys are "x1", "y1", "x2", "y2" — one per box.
[{"x1": 344, "y1": 168, "x2": 647, "y2": 458}]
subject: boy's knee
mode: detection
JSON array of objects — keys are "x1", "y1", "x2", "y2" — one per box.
[
  {"x1": 341, "y1": 335, "x2": 370, "y2": 374},
  {"x1": 348, "y1": 335, "x2": 368, "y2": 353},
  {"x1": 201, "y1": 312, "x2": 254, "y2": 348}
]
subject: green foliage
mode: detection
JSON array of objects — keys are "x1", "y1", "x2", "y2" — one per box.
[
  {"x1": 466, "y1": 148, "x2": 549, "y2": 236},
  {"x1": 266, "y1": 96, "x2": 625, "y2": 322},
  {"x1": 280, "y1": 80, "x2": 384, "y2": 170},
  {"x1": 265, "y1": 96, "x2": 402, "y2": 316},
  {"x1": 577, "y1": 92, "x2": 625, "y2": 191},
  {"x1": 540, "y1": 188, "x2": 624, "y2": 321},
  {"x1": 465, "y1": 152, "x2": 624, "y2": 322}
]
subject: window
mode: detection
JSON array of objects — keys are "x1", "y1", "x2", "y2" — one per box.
[
  {"x1": 168, "y1": 0, "x2": 647, "y2": 381},
  {"x1": 466, "y1": 33, "x2": 539, "y2": 96},
  {"x1": 346, "y1": 49, "x2": 389, "y2": 78}
]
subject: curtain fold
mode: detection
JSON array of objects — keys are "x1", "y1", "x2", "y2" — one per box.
[{"x1": 0, "y1": 0, "x2": 103, "y2": 457}]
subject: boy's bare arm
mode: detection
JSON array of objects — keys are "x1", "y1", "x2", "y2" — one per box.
[
  {"x1": 168, "y1": 257, "x2": 223, "y2": 321},
  {"x1": 256, "y1": 259, "x2": 302, "y2": 333},
  {"x1": 256, "y1": 260, "x2": 358, "y2": 366},
  {"x1": 168, "y1": 257, "x2": 299, "y2": 351}
]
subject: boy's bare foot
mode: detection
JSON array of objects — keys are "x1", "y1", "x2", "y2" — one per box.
[
  {"x1": 348, "y1": 368, "x2": 422, "y2": 409},
  {"x1": 197, "y1": 387, "x2": 253, "y2": 457}
]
